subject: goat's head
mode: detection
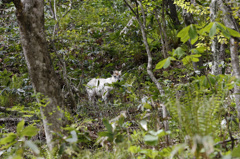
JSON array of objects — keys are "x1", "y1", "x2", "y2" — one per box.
[{"x1": 112, "y1": 70, "x2": 122, "y2": 82}]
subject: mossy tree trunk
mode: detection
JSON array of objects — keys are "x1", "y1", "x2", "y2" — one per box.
[{"x1": 3, "y1": 0, "x2": 65, "y2": 150}]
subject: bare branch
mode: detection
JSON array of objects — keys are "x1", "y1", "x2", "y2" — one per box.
[
  {"x1": 0, "y1": 118, "x2": 29, "y2": 122},
  {"x1": 62, "y1": 0, "x2": 72, "y2": 18},
  {"x1": 47, "y1": 0, "x2": 56, "y2": 20},
  {"x1": 54, "y1": 0, "x2": 58, "y2": 20},
  {"x1": 123, "y1": 0, "x2": 138, "y2": 18}
]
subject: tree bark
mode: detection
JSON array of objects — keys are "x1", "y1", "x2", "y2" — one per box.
[
  {"x1": 218, "y1": 0, "x2": 240, "y2": 128},
  {"x1": 10, "y1": 0, "x2": 64, "y2": 150},
  {"x1": 167, "y1": 0, "x2": 180, "y2": 27},
  {"x1": 210, "y1": 0, "x2": 221, "y2": 75}
]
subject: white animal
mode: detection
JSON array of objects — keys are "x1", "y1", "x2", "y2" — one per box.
[{"x1": 86, "y1": 70, "x2": 122, "y2": 104}]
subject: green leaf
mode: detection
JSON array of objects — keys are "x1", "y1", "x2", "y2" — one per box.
[
  {"x1": 155, "y1": 57, "x2": 176, "y2": 69},
  {"x1": 1, "y1": 141, "x2": 17, "y2": 149},
  {"x1": 155, "y1": 58, "x2": 167, "y2": 69},
  {"x1": 182, "y1": 54, "x2": 201, "y2": 65},
  {"x1": 17, "y1": 120, "x2": 25, "y2": 135},
  {"x1": 128, "y1": 146, "x2": 141, "y2": 153},
  {"x1": 216, "y1": 22, "x2": 230, "y2": 38},
  {"x1": 232, "y1": 144, "x2": 240, "y2": 157},
  {"x1": 191, "y1": 49, "x2": 199, "y2": 54},
  {"x1": 191, "y1": 57, "x2": 199, "y2": 62},
  {"x1": 174, "y1": 47, "x2": 186, "y2": 59},
  {"x1": 196, "y1": 47, "x2": 205, "y2": 53},
  {"x1": 140, "y1": 149, "x2": 159, "y2": 158},
  {"x1": 143, "y1": 103, "x2": 152, "y2": 109},
  {"x1": 147, "y1": 38, "x2": 153, "y2": 44},
  {"x1": 98, "y1": 132, "x2": 114, "y2": 141},
  {"x1": 192, "y1": 54, "x2": 201, "y2": 58},
  {"x1": 0, "y1": 133, "x2": 17, "y2": 145},
  {"x1": 102, "y1": 118, "x2": 112, "y2": 133},
  {"x1": 191, "y1": 37, "x2": 198, "y2": 45},
  {"x1": 191, "y1": 54, "x2": 201, "y2": 62},
  {"x1": 144, "y1": 134, "x2": 158, "y2": 146},
  {"x1": 177, "y1": 25, "x2": 190, "y2": 43},
  {"x1": 182, "y1": 56, "x2": 191, "y2": 65},
  {"x1": 188, "y1": 25, "x2": 198, "y2": 44},
  {"x1": 227, "y1": 28, "x2": 240, "y2": 37},
  {"x1": 209, "y1": 22, "x2": 217, "y2": 38},
  {"x1": 199, "y1": 22, "x2": 213, "y2": 35},
  {"x1": 216, "y1": 22, "x2": 226, "y2": 30},
  {"x1": 148, "y1": 130, "x2": 166, "y2": 138},
  {"x1": 21, "y1": 126, "x2": 39, "y2": 137}
]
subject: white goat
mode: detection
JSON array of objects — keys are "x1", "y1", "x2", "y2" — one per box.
[{"x1": 86, "y1": 70, "x2": 121, "y2": 104}]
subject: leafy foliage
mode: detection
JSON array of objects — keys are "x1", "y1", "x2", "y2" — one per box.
[{"x1": 1, "y1": 0, "x2": 240, "y2": 158}]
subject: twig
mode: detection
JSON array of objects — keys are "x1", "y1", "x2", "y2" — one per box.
[
  {"x1": 214, "y1": 138, "x2": 239, "y2": 146},
  {"x1": 123, "y1": 0, "x2": 138, "y2": 18},
  {"x1": 0, "y1": 118, "x2": 29, "y2": 122}
]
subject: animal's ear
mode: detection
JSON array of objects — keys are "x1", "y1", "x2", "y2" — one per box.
[
  {"x1": 119, "y1": 70, "x2": 122, "y2": 75},
  {"x1": 113, "y1": 70, "x2": 116, "y2": 74}
]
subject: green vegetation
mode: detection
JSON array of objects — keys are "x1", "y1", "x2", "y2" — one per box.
[{"x1": 0, "y1": 0, "x2": 240, "y2": 158}]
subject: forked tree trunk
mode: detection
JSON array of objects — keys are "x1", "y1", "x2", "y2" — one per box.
[
  {"x1": 218, "y1": 0, "x2": 240, "y2": 128},
  {"x1": 6, "y1": 0, "x2": 65, "y2": 150}
]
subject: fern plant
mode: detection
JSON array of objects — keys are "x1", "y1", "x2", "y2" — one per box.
[{"x1": 165, "y1": 74, "x2": 235, "y2": 158}]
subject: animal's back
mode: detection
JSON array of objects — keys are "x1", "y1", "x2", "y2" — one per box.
[
  {"x1": 86, "y1": 70, "x2": 121, "y2": 103},
  {"x1": 86, "y1": 78, "x2": 109, "y2": 97}
]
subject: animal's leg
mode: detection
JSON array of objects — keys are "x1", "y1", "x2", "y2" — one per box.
[
  {"x1": 102, "y1": 92, "x2": 109, "y2": 105},
  {"x1": 86, "y1": 89, "x2": 95, "y2": 104}
]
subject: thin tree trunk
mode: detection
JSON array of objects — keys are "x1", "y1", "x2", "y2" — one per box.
[
  {"x1": 8, "y1": 0, "x2": 65, "y2": 151},
  {"x1": 210, "y1": 0, "x2": 221, "y2": 75},
  {"x1": 161, "y1": 1, "x2": 170, "y2": 53},
  {"x1": 230, "y1": 37, "x2": 240, "y2": 129},
  {"x1": 123, "y1": 0, "x2": 171, "y2": 145},
  {"x1": 219, "y1": 43, "x2": 226, "y2": 74},
  {"x1": 167, "y1": 0, "x2": 180, "y2": 27},
  {"x1": 138, "y1": 2, "x2": 170, "y2": 145},
  {"x1": 154, "y1": 10, "x2": 168, "y2": 58},
  {"x1": 218, "y1": 0, "x2": 240, "y2": 128}
]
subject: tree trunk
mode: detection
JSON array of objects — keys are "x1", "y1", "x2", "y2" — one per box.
[
  {"x1": 210, "y1": 0, "x2": 221, "y2": 75},
  {"x1": 138, "y1": 4, "x2": 170, "y2": 146},
  {"x1": 123, "y1": 0, "x2": 171, "y2": 145},
  {"x1": 154, "y1": 9, "x2": 168, "y2": 58},
  {"x1": 167, "y1": 0, "x2": 180, "y2": 27},
  {"x1": 218, "y1": 0, "x2": 240, "y2": 128},
  {"x1": 230, "y1": 38, "x2": 240, "y2": 129},
  {"x1": 161, "y1": 1, "x2": 170, "y2": 53},
  {"x1": 12, "y1": 0, "x2": 64, "y2": 150}
]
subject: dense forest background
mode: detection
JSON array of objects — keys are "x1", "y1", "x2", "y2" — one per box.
[{"x1": 0, "y1": 0, "x2": 240, "y2": 158}]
